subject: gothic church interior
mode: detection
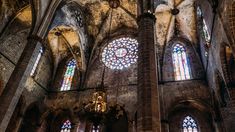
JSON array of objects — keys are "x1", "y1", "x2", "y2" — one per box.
[{"x1": 0, "y1": 0, "x2": 235, "y2": 131}]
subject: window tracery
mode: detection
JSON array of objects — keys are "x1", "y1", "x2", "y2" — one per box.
[
  {"x1": 91, "y1": 125, "x2": 100, "y2": 132},
  {"x1": 182, "y1": 116, "x2": 198, "y2": 132},
  {"x1": 61, "y1": 120, "x2": 72, "y2": 132},
  {"x1": 30, "y1": 47, "x2": 43, "y2": 76},
  {"x1": 101, "y1": 37, "x2": 138, "y2": 70},
  {"x1": 172, "y1": 44, "x2": 191, "y2": 80},
  {"x1": 60, "y1": 59, "x2": 76, "y2": 91}
]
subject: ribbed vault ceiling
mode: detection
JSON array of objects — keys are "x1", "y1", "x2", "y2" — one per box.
[
  {"x1": 155, "y1": 0, "x2": 196, "y2": 46},
  {"x1": 79, "y1": 0, "x2": 137, "y2": 45}
]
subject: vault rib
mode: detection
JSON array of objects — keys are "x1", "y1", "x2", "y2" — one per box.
[
  {"x1": 95, "y1": 8, "x2": 111, "y2": 38},
  {"x1": 119, "y1": 5, "x2": 136, "y2": 21}
]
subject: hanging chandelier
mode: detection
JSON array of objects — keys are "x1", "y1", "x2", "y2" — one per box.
[{"x1": 81, "y1": 0, "x2": 123, "y2": 130}]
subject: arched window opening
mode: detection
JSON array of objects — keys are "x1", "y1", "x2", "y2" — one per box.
[
  {"x1": 182, "y1": 116, "x2": 199, "y2": 132},
  {"x1": 61, "y1": 120, "x2": 72, "y2": 132},
  {"x1": 172, "y1": 44, "x2": 191, "y2": 80},
  {"x1": 30, "y1": 47, "x2": 43, "y2": 76},
  {"x1": 60, "y1": 59, "x2": 76, "y2": 91}
]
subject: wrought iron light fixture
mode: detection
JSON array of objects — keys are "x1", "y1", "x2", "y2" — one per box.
[{"x1": 82, "y1": 0, "x2": 123, "y2": 130}]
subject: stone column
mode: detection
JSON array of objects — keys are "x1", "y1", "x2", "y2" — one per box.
[
  {"x1": 137, "y1": 0, "x2": 161, "y2": 131},
  {"x1": 0, "y1": 36, "x2": 43, "y2": 131}
]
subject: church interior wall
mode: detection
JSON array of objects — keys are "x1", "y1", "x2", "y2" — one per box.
[{"x1": 1, "y1": 0, "x2": 235, "y2": 131}]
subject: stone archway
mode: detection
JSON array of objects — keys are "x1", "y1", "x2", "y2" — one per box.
[
  {"x1": 167, "y1": 101, "x2": 216, "y2": 132},
  {"x1": 19, "y1": 104, "x2": 41, "y2": 132}
]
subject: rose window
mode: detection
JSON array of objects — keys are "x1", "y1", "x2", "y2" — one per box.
[{"x1": 102, "y1": 37, "x2": 138, "y2": 69}]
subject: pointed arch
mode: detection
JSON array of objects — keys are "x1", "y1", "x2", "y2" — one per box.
[{"x1": 162, "y1": 38, "x2": 204, "y2": 82}]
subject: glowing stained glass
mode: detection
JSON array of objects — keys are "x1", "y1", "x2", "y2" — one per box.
[
  {"x1": 172, "y1": 44, "x2": 191, "y2": 80},
  {"x1": 61, "y1": 120, "x2": 72, "y2": 132},
  {"x1": 60, "y1": 59, "x2": 76, "y2": 91},
  {"x1": 92, "y1": 125, "x2": 100, "y2": 132},
  {"x1": 197, "y1": 6, "x2": 210, "y2": 45},
  {"x1": 115, "y1": 48, "x2": 128, "y2": 57},
  {"x1": 182, "y1": 116, "x2": 198, "y2": 132},
  {"x1": 102, "y1": 37, "x2": 138, "y2": 70},
  {"x1": 30, "y1": 47, "x2": 43, "y2": 76}
]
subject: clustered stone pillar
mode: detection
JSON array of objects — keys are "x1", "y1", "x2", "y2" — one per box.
[
  {"x1": 137, "y1": 1, "x2": 161, "y2": 131},
  {"x1": 0, "y1": 37, "x2": 43, "y2": 131}
]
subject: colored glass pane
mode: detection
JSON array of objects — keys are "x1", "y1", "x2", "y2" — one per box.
[
  {"x1": 172, "y1": 44, "x2": 191, "y2": 80},
  {"x1": 102, "y1": 37, "x2": 138, "y2": 70},
  {"x1": 115, "y1": 48, "x2": 127, "y2": 57},
  {"x1": 60, "y1": 59, "x2": 76, "y2": 91},
  {"x1": 92, "y1": 125, "x2": 100, "y2": 132},
  {"x1": 182, "y1": 116, "x2": 198, "y2": 132},
  {"x1": 61, "y1": 120, "x2": 72, "y2": 132},
  {"x1": 30, "y1": 47, "x2": 43, "y2": 76}
]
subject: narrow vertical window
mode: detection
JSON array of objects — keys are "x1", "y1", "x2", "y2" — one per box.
[
  {"x1": 60, "y1": 59, "x2": 76, "y2": 91},
  {"x1": 61, "y1": 120, "x2": 72, "y2": 132},
  {"x1": 30, "y1": 47, "x2": 43, "y2": 76},
  {"x1": 172, "y1": 44, "x2": 191, "y2": 80},
  {"x1": 202, "y1": 19, "x2": 210, "y2": 44},
  {"x1": 182, "y1": 116, "x2": 198, "y2": 132},
  {"x1": 197, "y1": 6, "x2": 210, "y2": 49}
]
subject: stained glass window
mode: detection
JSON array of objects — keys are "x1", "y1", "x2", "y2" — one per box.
[
  {"x1": 91, "y1": 125, "x2": 100, "y2": 132},
  {"x1": 102, "y1": 37, "x2": 138, "y2": 70},
  {"x1": 30, "y1": 47, "x2": 43, "y2": 76},
  {"x1": 172, "y1": 44, "x2": 191, "y2": 80},
  {"x1": 197, "y1": 6, "x2": 210, "y2": 46},
  {"x1": 182, "y1": 116, "x2": 198, "y2": 132},
  {"x1": 61, "y1": 120, "x2": 72, "y2": 132},
  {"x1": 202, "y1": 19, "x2": 210, "y2": 43},
  {"x1": 60, "y1": 59, "x2": 76, "y2": 91}
]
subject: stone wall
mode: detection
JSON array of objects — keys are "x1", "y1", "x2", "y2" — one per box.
[{"x1": 197, "y1": 0, "x2": 235, "y2": 131}]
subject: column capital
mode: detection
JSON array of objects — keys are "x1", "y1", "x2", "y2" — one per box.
[{"x1": 137, "y1": 12, "x2": 156, "y2": 23}]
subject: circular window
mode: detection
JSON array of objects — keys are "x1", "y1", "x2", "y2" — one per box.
[{"x1": 102, "y1": 37, "x2": 138, "y2": 69}]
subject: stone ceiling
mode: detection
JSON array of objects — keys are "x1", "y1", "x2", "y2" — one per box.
[
  {"x1": 46, "y1": 0, "x2": 137, "y2": 70},
  {"x1": 15, "y1": 6, "x2": 32, "y2": 26},
  {"x1": 78, "y1": 0, "x2": 137, "y2": 46},
  {"x1": 155, "y1": 0, "x2": 196, "y2": 46},
  {"x1": 46, "y1": 0, "x2": 197, "y2": 71},
  {"x1": 47, "y1": 26, "x2": 83, "y2": 70}
]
